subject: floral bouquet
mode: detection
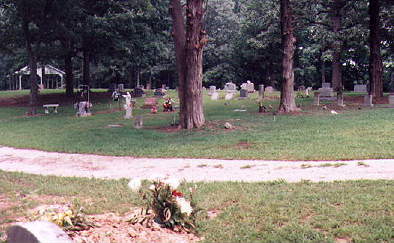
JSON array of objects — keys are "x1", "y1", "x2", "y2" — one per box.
[{"x1": 128, "y1": 178, "x2": 199, "y2": 232}]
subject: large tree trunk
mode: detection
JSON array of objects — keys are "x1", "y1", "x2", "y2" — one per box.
[
  {"x1": 331, "y1": 0, "x2": 344, "y2": 91},
  {"x1": 65, "y1": 50, "x2": 74, "y2": 97},
  {"x1": 23, "y1": 19, "x2": 38, "y2": 113},
  {"x1": 170, "y1": 0, "x2": 187, "y2": 128},
  {"x1": 82, "y1": 48, "x2": 91, "y2": 86},
  {"x1": 369, "y1": 0, "x2": 383, "y2": 97},
  {"x1": 183, "y1": 0, "x2": 205, "y2": 128},
  {"x1": 170, "y1": 0, "x2": 206, "y2": 129},
  {"x1": 278, "y1": 0, "x2": 298, "y2": 113}
]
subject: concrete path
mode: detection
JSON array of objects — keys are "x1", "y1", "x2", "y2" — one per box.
[{"x1": 0, "y1": 146, "x2": 393, "y2": 182}]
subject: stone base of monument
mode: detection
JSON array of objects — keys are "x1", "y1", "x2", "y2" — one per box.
[{"x1": 7, "y1": 221, "x2": 73, "y2": 243}]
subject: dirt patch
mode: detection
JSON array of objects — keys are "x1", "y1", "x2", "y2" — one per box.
[
  {"x1": 71, "y1": 211, "x2": 200, "y2": 243},
  {"x1": 153, "y1": 125, "x2": 182, "y2": 133},
  {"x1": 0, "y1": 195, "x2": 15, "y2": 212}
]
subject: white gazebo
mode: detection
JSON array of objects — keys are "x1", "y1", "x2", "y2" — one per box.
[{"x1": 13, "y1": 64, "x2": 65, "y2": 90}]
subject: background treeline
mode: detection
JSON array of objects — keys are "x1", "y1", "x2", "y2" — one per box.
[{"x1": 0, "y1": 0, "x2": 393, "y2": 91}]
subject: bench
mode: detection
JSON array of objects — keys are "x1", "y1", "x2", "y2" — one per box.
[{"x1": 43, "y1": 104, "x2": 59, "y2": 114}]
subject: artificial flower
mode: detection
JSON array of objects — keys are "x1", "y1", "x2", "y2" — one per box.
[
  {"x1": 175, "y1": 197, "x2": 193, "y2": 216},
  {"x1": 128, "y1": 178, "x2": 142, "y2": 192}
]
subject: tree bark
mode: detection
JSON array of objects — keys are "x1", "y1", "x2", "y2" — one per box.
[
  {"x1": 64, "y1": 47, "x2": 74, "y2": 97},
  {"x1": 184, "y1": 0, "x2": 205, "y2": 128},
  {"x1": 331, "y1": 0, "x2": 345, "y2": 91},
  {"x1": 23, "y1": 19, "x2": 38, "y2": 113},
  {"x1": 369, "y1": 0, "x2": 383, "y2": 97},
  {"x1": 170, "y1": 0, "x2": 188, "y2": 128},
  {"x1": 170, "y1": 0, "x2": 206, "y2": 129},
  {"x1": 82, "y1": 47, "x2": 91, "y2": 86},
  {"x1": 278, "y1": 0, "x2": 298, "y2": 113}
]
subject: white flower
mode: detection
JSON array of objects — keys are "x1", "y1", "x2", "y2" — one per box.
[
  {"x1": 175, "y1": 197, "x2": 193, "y2": 216},
  {"x1": 163, "y1": 178, "x2": 180, "y2": 189},
  {"x1": 128, "y1": 178, "x2": 142, "y2": 192},
  {"x1": 149, "y1": 184, "x2": 156, "y2": 191}
]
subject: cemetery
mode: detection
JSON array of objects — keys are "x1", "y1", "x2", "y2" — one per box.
[{"x1": 0, "y1": 0, "x2": 393, "y2": 242}]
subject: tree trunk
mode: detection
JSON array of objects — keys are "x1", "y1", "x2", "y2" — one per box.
[
  {"x1": 82, "y1": 48, "x2": 91, "y2": 86},
  {"x1": 369, "y1": 0, "x2": 383, "y2": 97},
  {"x1": 23, "y1": 19, "x2": 38, "y2": 113},
  {"x1": 183, "y1": 0, "x2": 206, "y2": 128},
  {"x1": 170, "y1": 0, "x2": 188, "y2": 128},
  {"x1": 170, "y1": 0, "x2": 206, "y2": 129},
  {"x1": 320, "y1": 52, "x2": 326, "y2": 84},
  {"x1": 331, "y1": 0, "x2": 344, "y2": 91},
  {"x1": 65, "y1": 50, "x2": 74, "y2": 97},
  {"x1": 278, "y1": 0, "x2": 298, "y2": 113}
]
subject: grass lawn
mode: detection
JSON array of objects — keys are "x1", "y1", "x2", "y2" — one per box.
[
  {"x1": 0, "y1": 90, "x2": 393, "y2": 160},
  {"x1": 0, "y1": 170, "x2": 393, "y2": 242}
]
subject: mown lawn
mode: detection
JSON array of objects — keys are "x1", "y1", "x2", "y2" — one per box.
[
  {"x1": 0, "y1": 170, "x2": 393, "y2": 242},
  {"x1": 0, "y1": 90, "x2": 393, "y2": 160}
]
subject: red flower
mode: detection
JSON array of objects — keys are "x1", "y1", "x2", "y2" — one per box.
[{"x1": 172, "y1": 190, "x2": 183, "y2": 197}]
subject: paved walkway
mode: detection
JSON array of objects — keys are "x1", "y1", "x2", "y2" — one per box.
[{"x1": 0, "y1": 146, "x2": 393, "y2": 182}]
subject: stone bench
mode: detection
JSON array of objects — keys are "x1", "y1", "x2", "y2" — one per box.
[{"x1": 43, "y1": 104, "x2": 59, "y2": 114}]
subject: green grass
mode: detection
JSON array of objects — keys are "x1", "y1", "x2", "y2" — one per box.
[
  {"x1": 0, "y1": 90, "x2": 393, "y2": 160},
  {"x1": 0, "y1": 170, "x2": 392, "y2": 242}
]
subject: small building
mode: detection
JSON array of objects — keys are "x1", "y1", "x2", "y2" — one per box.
[{"x1": 11, "y1": 64, "x2": 65, "y2": 90}]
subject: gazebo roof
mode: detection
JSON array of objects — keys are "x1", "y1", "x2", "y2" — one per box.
[{"x1": 15, "y1": 64, "x2": 65, "y2": 76}]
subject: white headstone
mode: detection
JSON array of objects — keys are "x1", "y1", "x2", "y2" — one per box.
[
  {"x1": 224, "y1": 82, "x2": 237, "y2": 93},
  {"x1": 225, "y1": 93, "x2": 234, "y2": 100},
  {"x1": 354, "y1": 84, "x2": 367, "y2": 93},
  {"x1": 389, "y1": 94, "x2": 394, "y2": 105},
  {"x1": 7, "y1": 221, "x2": 73, "y2": 243},
  {"x1": 211, "y1": 92, "x2": 219, "y2": 100},
  {"x1": 364, "y1": 94, "x2": 374, "y2": 107},
  {"x1": 265, "y1": 86, "x2": 274, "y2": 93},
  {"x1": 208, "y1": 86, "x2": 216, "y2": 95},
  {"x1": 123, "y1": 92, "x2": 133, "y2": 119}
]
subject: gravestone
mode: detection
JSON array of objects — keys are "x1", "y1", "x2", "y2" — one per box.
[
  {"x1": 363, "y1": 94, "x2": 374, "y2": 107},
  {"x1": 76, "y1": 101, "x2": 92, "y2": 117},
  {"x1": 7, "y1": 221, "x2": 72, "y2": 243},
  {"x1": 209, "y1": 86, "x2": 216, "y2": 95},
  {"x1": 313, "y1": 92, "x2": 320, "y2": 106},
  {"x1": 134, "y1": 116, "x2": 143, "y2": 129},
  {"x1": 211, "y1": 92, "x2": 219, "y2": 100},
  {"x1": 354, "y1": 84, "x2": 367, "y2": 93},
  {"x1": 134, "y1": 87, "x2": 145, "y2": 98},
  {"x1": 123, "y1": 92, "x2": 133, "y2": 119},
  {"x1": 305, "y1": 87, "x2": 313, "y2": 96},
  {"x1": 240, "y1": 80, "x2": 255, "y2": 93},
  {"x1": 337, "y1": 91, "x2": 345, "y2": 107},
  {"x1": 389, "y1": 93, "x2": 394, "y2": 105},
  {"x1": 154, "y1": 88, "x2": 166, "y2": 97},
  {"x1": 318, "y1": 83, "x2": 335, "y2": 97},
  {"x1": 118, "y1": 83, "x2": 125, "y2": 91},
  {"x1": 225, "y1": 92, "x2": 234, "y2": 100},
  {"x1": 265, "y1": 86, "x2": 274, "y2": 93},
  {"x1": 224, "y1": 82, "x2": 237, "y2": 93},
  {"x1": 240, "y1": 89, "x2": 248, "y2": 98},
  {"x1": 258, "y1": 85, "x2": 264, "y2": 99}
]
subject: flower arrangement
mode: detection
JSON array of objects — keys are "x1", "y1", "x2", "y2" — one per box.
[
  {"x1": 33, "y1": 204, "x2": 91, "y2": 231},
  {"x1": 128, "y1": 177, "x2": 199, "y2": 232}
]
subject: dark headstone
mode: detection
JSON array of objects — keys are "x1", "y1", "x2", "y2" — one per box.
[
  {"x1": 240, "y1": 89, "x2": 248, "y2": 98},
  {"x1": 7, "y1": 221, "x2": 72, "y2": 243}
]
